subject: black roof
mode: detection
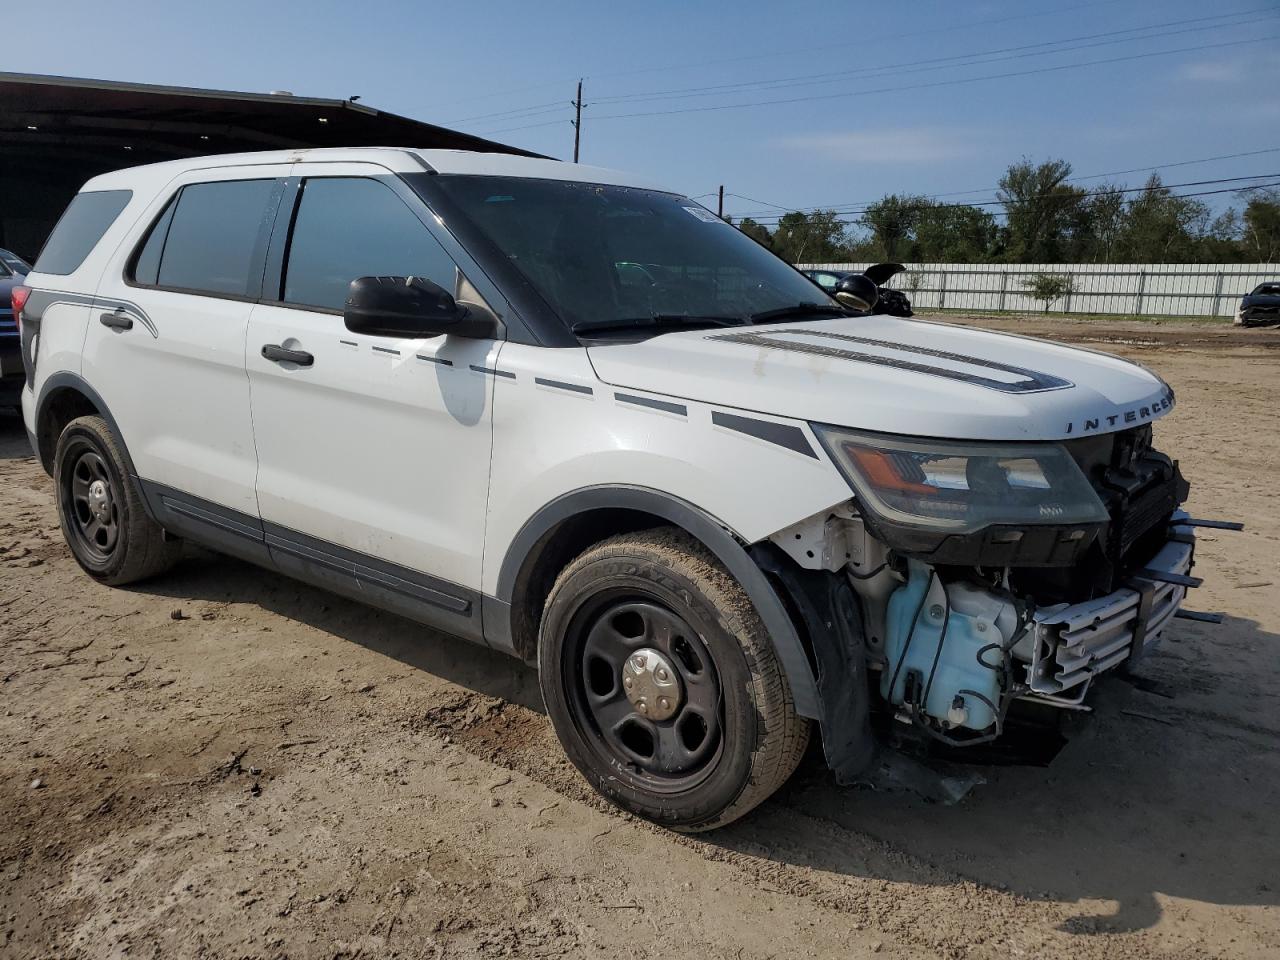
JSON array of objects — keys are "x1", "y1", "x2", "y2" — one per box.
[
  {"x1": 0, "y1": 71, "x2": 545, "y2": 164},
  {"x1": 0, "y1": 72, "x2": 548, "y2": 259}
]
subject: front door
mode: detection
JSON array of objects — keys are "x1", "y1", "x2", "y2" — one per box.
[{"x1": 246, "y1": 167, "x2": 500, "y2": 640}]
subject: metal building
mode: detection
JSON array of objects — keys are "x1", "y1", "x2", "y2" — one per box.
[{"x1": 0, "y1": 72, "x2": 543, "y2": 261}]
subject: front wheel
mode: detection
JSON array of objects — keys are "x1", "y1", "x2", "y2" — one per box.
[{"x1": 538, "y1": 528, "x2": 809, "y2": 831}]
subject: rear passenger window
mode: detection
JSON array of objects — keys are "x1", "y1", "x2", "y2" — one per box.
[
  {"x1": 134, "y1": 179, "x2": 276, "y2": 297},
  {"x1": 34, "y1": 190, "x2": 133, "y2": 276},
  {"x1": 282, "y1": 178, "x2": 458, "y2": 312}
]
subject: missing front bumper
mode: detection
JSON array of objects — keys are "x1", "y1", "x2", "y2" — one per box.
[{"x1": 1021, "y1": 514, "x2": 1197, "y2": 703}]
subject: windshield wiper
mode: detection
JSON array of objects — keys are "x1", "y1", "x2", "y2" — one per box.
[
  {"x1": 572, "y1": 314, "x2": 748, "y2": 335},
  {"x1": 749, "y1": 302, "x2": 851, "y2": 324}
]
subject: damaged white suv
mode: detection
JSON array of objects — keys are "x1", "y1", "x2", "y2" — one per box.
[{"x1": 16, "y1": 148, "x2": 1228, "y2": 831}]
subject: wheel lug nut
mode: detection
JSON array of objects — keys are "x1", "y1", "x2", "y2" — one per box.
[
  {"x1": 637, "y1": 701, "x2": 648, "y2": 713},
  {"x1": 658, "y1": 697, "x2": 670, "y2": 710},
  {"x1": 623, "y1": 676, "x2": 633, "y2": 689},
  {"x1": 655, "y1": 668, "x2": 669, "y2": 682}
]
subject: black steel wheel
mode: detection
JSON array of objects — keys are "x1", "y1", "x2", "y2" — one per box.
[
  {"x1": 539, "y1": 527, "x2": 810, "y2": 832},
  {"x1": 569, "y1": 597, "x2": 723, "y2": 791},
  {"x1": 62, "y1": 445, "x2": 121, "y2": 564},
  {"x1": 53, "y1": 415, "x2": 182, "y2": 585}
]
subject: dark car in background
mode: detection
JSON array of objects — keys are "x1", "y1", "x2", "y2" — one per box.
[
  {"x1": 1236, "y1": 282, "x2": 1280, "y2": 327},
  {"x1": 1, "y1": 249, "x2": 31, "y2": 408},
  {"x1": 802, "y1": 263, "x2": 914, "y2": 317}
]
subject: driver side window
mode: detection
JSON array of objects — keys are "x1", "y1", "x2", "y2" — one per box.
[{"x1": 281, "y1": 177, "x2": 461, "y2": 313}]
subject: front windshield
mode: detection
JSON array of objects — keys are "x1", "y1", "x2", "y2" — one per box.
[{"x1": 430, "y1": 176, "x2": 839, "y2": 333}]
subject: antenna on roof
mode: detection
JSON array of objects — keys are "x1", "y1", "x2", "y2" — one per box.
[{"x1": 269, "y1": 90, "x2": 294, "y2": 97}]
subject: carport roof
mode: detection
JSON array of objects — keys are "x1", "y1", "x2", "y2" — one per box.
[{"x1": 0, "y1": 71, "x2": 548, "y2": 165}]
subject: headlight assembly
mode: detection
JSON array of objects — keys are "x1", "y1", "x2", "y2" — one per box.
[{"x1": 813, "y1": 426, "x2": 1109, "y2": 535}]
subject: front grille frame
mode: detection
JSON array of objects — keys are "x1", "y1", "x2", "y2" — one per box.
[{"x1": 1023, "y1": 514, "x2": 1194, "y2": 697}]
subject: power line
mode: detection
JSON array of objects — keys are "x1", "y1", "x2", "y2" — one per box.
[
  {"x1": 476, "y1": 34, "x2": 1276, "y2": 135},
  {"x1": 584, "y1": 35, "x2": 1280, "y2": 123},
  {"x1": 737, "y1": 175, "x2": 1280, "y2": 227},
  {"x1": 425, "y1": 0, "x2": 1137, "y2": 115},
  {"x1": 586, "y1": 8, "x2": 1275, "y2": 108},
  {"x1": 446, "y1": 99, "x2": 568, "y2": 125},
  {"x1": 462, "y1": 11, "x2": 1273, "y2": 138},
  {"x1": 727, "y1": 192, "x2": 793, "y2": 211},
  {"x1": 575, "y1": 0, "x2": 1140, "y2": 84},
  {"x1": 463, "y1": 12, "x2": 1269, "y2": 133},
  {"x1": 726, "y1": 147, "x2": 1280, "y2": 219}
]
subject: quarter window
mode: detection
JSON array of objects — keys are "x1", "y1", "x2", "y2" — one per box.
[
  {"x1": 281, "y1": 177, "x2": 458, "y2": 312},
  {"x1": 133, "y1": 179, "x2": 276, "y2": 297},
  {"x1": 34, "y1": 190, "x2": 133, "y2": 276},
  {"x1": 131, "y1": 197, "x2": 177, "y2": 287}
]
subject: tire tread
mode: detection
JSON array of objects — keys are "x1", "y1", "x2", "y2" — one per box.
[{"x1": 541, "y1": 526, "x2": 809, "y2": 831}]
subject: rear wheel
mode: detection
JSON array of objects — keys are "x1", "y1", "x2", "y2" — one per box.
[
  {"x1": 54, "y1": 415, "x2": 182, "y2": 585},
  {"x1": 538, "y1": 528, "x2": 809, "y2": 831}
]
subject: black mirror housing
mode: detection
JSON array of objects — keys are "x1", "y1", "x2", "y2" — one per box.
[
  {"x1": 343, "y1": 275, "x2": 493, "y2": 338},
  {"x1": 833, "y1": 273, "x2": 880, "y2": 312}
]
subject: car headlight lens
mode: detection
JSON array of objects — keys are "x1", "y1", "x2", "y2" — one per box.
[{"x1": 813, "y1": 426, "x2": 1109, "y2": 533}]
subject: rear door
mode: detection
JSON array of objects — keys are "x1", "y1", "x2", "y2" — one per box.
[
  {"x1": 246, "y1": 166, "x2": 502, "y2": 639},
  {"x1": 88, "y1": 165, "x2": 290, "y2": 521}
]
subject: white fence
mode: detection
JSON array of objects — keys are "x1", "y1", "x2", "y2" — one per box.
[{"x1": 797, "y1": 262, "x2": 1277, "y2": 318}]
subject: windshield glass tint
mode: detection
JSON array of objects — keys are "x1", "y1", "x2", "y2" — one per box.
[{"x1": 431, "y1": 176, "x2": 834, "y2": 331}]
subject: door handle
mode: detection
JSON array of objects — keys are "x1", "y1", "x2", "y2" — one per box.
[
  {"x1": 99, "y1": 311, "x2": 133, "y2": 331},
  {"x1": 261, "y1": 343, "x2": 314, "y2": 367}
]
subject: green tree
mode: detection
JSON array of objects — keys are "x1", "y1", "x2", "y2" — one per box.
[
  {"x1": 771, "y1": 209, "x2": 850, "y2": 264},
  {"x1": 1021, "y1": 272, "x2": 1074, "y2": 312},
  {"x1": 1242, "y1": 188, "x2": 1280, "y2": 262},
  {"x1": 914, "y1": 203, "x2": 999, "y2": 261},
  {"x1": 862, "y1": 194, "x2": 925, "y2": 261},
  {"x1": 1117, "y1": 173, "x2": 1209, "y2": 262},
  {"x1": 1081, "y1": 184, "x2": 1126, "y2": 263},
  {"x1": 736, "y1": 217, "x2": 774, "y2": 248},
  {"x1": 997, "y1": 158, "x2": 1089, "y2": 262}
]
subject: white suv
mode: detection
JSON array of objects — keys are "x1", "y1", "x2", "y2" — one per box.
[{"x1": 16, "y1": 148, "x2": 1214, "y2": 830}]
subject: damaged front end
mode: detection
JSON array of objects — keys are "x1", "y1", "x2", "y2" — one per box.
[{"x1": 760, "y1": 423, "x2": 1240, "y2": 792}]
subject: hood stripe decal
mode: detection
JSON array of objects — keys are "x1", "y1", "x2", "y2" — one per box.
[{"x1": 709, "y1": 328, "x2": 1073, "y2": 395}]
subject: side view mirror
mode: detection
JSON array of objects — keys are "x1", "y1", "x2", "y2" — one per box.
[
  {"x1": 833, "y1": 273, "x2": 879, "y2": 312},
  {"x1": 343, "y1": 276, "x2": 494, "y2": 339}
]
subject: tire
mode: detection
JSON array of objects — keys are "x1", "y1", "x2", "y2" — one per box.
[
  {"x1": 538, "y1": 527, "x2": 809, "y2": 832},
  {"x1": 53, "y1": 414, "x2": 182, "y2": 585}
]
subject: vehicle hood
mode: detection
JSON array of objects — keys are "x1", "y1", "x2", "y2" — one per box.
[
  {"x1": 1242, "y1": 293, "x2": 1280, "y2": 306},
  {"x1": 863, "y1": 262, "x2": 906, "y2": 285},
  {"x1": 585, "y1": 315, "x2": 1175, "y2": 442}
]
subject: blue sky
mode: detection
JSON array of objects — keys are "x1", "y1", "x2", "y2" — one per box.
[{"x1": 10, "y1": 0, "x2": 1280, "y2": 222}]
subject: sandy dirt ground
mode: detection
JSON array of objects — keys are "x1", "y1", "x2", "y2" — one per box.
[{"x1": 1, "y1": 315, "x2": 1277, "y2": 960}]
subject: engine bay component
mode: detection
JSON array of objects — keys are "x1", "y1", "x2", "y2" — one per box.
[{"x1": 881, "y1": 561, "x2": 1012, "y2": 733}]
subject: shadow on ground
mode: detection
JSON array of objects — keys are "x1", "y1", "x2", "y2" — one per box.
[{"x1": 4, "y1": 410, "x2": 1276, "y2": 938}]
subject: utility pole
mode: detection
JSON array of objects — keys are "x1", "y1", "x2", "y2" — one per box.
[
  {"x1": 717, "y1": 185, "x2": 724, "y2": 219},
  {"x1": 571, "y1": 79, "x2": 586, "y2": 163}
]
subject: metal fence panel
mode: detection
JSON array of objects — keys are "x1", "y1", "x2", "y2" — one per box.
[{"x1": 797, "y1": 262, "x2": 1278, "y2": 317}]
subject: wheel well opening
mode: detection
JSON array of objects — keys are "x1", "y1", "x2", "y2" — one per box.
[
  {"x1": 36, "y1": 388, "x2": 100, "y2": 474},
  {"x1": 508, "y1": 508, "x2": 668, "y2": 662}
]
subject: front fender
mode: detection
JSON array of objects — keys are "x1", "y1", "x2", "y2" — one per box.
[{"x1": 492, "y1": 484, "x2": 822, "y2": 719}]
